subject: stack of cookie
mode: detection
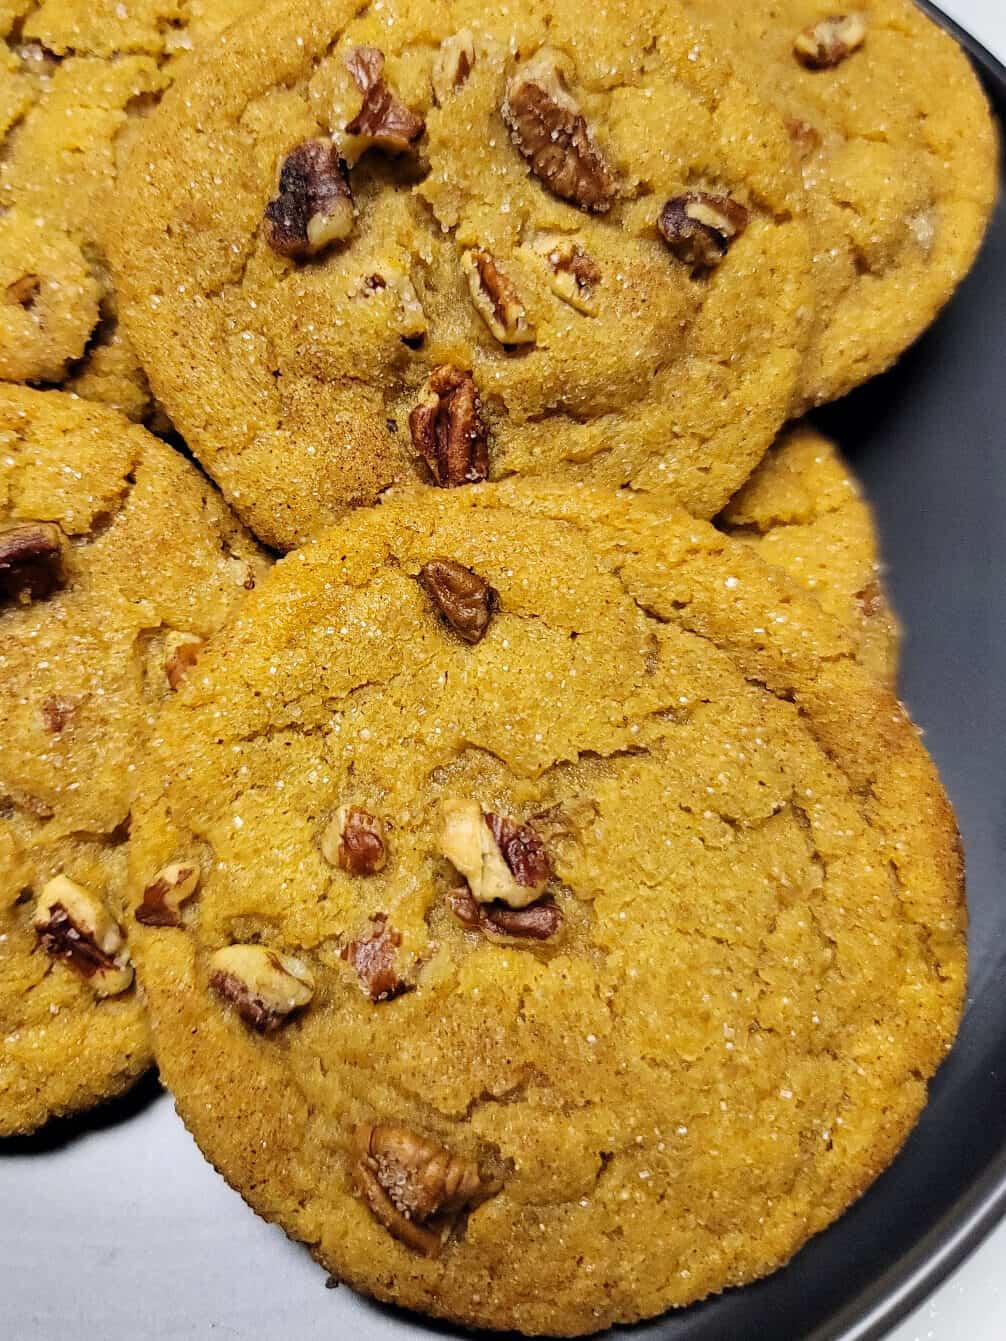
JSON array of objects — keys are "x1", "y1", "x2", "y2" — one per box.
[{"x1": 0, "y1": 0, "x2": 997, "y2": 1332}]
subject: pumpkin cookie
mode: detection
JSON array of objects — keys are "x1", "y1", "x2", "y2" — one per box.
[
  {"x1": 109, "y1": 0, "x2": 813, "y2": 549},
  {"x1": 0, "y1": 385, "x2": 267, "y2": 1136},
  {"x1": 719, "y1": 421, "x2": 898, "y2": 685},
  {"x1": 126, "y1": 484, "x2": 963, "y2": 1333},
  {"x1": 679, "y1": 0, "x2": 999, "y2": 407},
  {"x1": 0, "y1": 0, "x2": 257, "y2": 419}
]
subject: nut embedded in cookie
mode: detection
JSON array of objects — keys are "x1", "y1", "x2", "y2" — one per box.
[
  {"x1": 439, "y1": 799, "x2": 550, "y2": 908},
  {"x1": 209, "y1": 944, "x2": 314, "y2": 1032},
  {"x1": 534, "y1": 236, "x2": 601, "y2": 315},
  {"x1": 344, "y1": 46, "x2": 426, "y2": 155},
  {"x1": 409, "y1": 367, "x2": 489, "y2": 487},
  {"x1": 163, "y1": 632, "x2": 206, "y2": 691},
  {"x1": 418, "y1": 558, "x2": 498, "y2": 644},
  {"x1": 323, "y1": 806, "x2": 388, "y2": 875},
  {"x1": 447, "y1": 885, "x2": 563, "y2": 941},
  {"x1": 793, "y1": 14, "x2": 867, "y2": 69},
  {"x1": 341, "y1": 913, "x2": 410, "y2": 1001},
  {"x1": 136, "y1": 862, "x2": 201, "y2": 928},
  {"x1": 0, "y1": 522, "x2": 66, "y2": 604},
  {"x1": 264, "y1": 139, "x2": 355, "y2": 259},
  {"x1": 461, "y1": 248, "x2": 536, "y2": 345},
  {"x1": 33, "y1": 876, "x2": 134, "y2": 997},
  {"x1": 658, "y1": 193, "x2": 750, "y2": 271},
  {"x1": 431, "y1": 29, "x2": 476, "y2": 106}
]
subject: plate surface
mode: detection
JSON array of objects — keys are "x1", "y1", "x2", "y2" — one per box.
[{"x1": 1, "y1": 7, "x2": 1004, "y2": 1340}]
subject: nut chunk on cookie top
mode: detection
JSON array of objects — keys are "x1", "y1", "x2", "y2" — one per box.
[
  {"x1": 109, "y1": 0, "x2": 813, "y2": 550},
  {"x1": 126, "y1": 485, "x2": 964, "y2": 1335}
]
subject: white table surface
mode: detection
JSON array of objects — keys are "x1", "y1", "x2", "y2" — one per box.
[{"x1": 1, "y1": 5, "x2": 1003, "y2": 1341}]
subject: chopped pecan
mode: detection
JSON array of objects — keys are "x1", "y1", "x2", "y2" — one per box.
[
  {"x1": 793, "y1": 14, "x2": 867, "y2": 68},
  {"x1": 41, "y1": 695, "x2": 75, "y2": 733},
  {"x1": 33, "y1": 876, "x2": 134, "y2": 996},
  {"x1": 353, "y1": 1122, "x2": 485, "y2": 1256},
  {"x1": 264, "y1": 139, "x2": 354, "y2": 259},
  {"x1": 502, "y1": 48, "x2": 617, "y2": 213},
  {"x1": 409, "y1": 366, "x2": 489, "y2": 487},
  {"x1": 6, "y1": 274, "x2": 41, "y2": 308},
  {"x1": 209, "y1": 944, "x2": 315, "y2": 1032},
  {"x1": 784, "y1": 117, "x2": 821, "y2": 156},
  {"x1": 164, "y1": 632, "x2": 206, "y2": 690},
  {"x1": 439, "y1": 799, "x2": 550, "y2": 908},
  {"x1": 419, "y1": 559, "x2": 498, "y2": 644},
  {"x1": 432, "y1": 29, "x2": 476, "y2": 106},
  {"x1": 535, "y1": 236, "x2": 600, "y2": 314},
  {"x1": 447, "y1": 885, "x2": 562, "y2": 941},
  {"x1": 341, "y1": 912, "x2": 409, "y2": 1001},
  {"x1": 345, "y1": 46, "x2": 425, "y2": 153},
  {"x1": 0, "y1": 522, "x2": 66, "y2": 604},
  {"x1": 856, "y1": 581, "x2": 885, "y2": 618},
  {"x1": 136, "y1": 861, "x2": 200, "y2": 927},
  {"x1": 461, "y1": 249, "x2": 535, "y2": 345},
  {"x1": 323, "y1": 806, "x2": 388, "y2": 875},
  {"x1": 658, "y1": 193, "x2": 749, "y2": 270}
]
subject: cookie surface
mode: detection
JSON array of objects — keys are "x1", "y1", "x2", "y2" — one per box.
[
  {"x1": 0, "y1": 385, "x2": 267, "y2": 1136},
  {"x1": 719, "y1": 422, "x2": 898, "y2": 684},
  {"x1": 0, "y1": 0, "x2": 254, "y2": 418},
  {"x1": 110, "y1": 0, "x2": 813, "y2": 550},
  {"x1": 127, "y1": 485, "x2": 963, "y2": 1334},
  {"x1": 680, "y1": 0, "x2": 998, "y2": 407}
]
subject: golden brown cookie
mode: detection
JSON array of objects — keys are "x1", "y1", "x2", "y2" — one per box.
[
  {"x1": 0, "y1": 0, "x2": 256, "y2": 418},
  {"x1": 0, "y1": 385, "x2": 268, "y2": 1136},
  {"x1": 679, "y1": 0, "x2": 999, "y2": 407},
  {"x1": 719, "y1": 421, "x2": 898, "y2": 685},
  {"x1": 126, "y1": 484, "x2": 963, "y2": 1333},
  {"x1": 109, "y1": 0, "x2": 813, "y2": 549}
]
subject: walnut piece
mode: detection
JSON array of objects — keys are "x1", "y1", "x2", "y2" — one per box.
[
  {"x1": 341, "y1": 913, "x2": 409, "y2": 1001},
  {"x1": 432, "y1": 29, "x2": 476, "y2": 106},
  {"x1": 658, "y1": 193, "x2": 750, "y2": 271},
  {"x1": 136, "y1": 861, "x2": 200, "y2": 927},
  {"x1": 0, "y1": 522, "x2": 66, "y2": 604},
  {"x1": 439, "y1": 799, "x2": 550, "y2": 908},
  {"x1": 419, "y1": 558, "x2": 498, "y2": 645},
  {"x1": 33, "y1": 876, "x2": 134, "y2": 996},
  {"x1": 264, "y1": 139, "x2": 354, "y2": 259},
  {"x1": 323, "y1": 806, "x2": 388, "y2": 875},
  {"x1": 461, "y1": 249, "x2": 535, "y2": 345},
  {"x1": 502, "y1": 48, "x2": 617, "y2": 213},
  {"x1": 447, "y1": 885, "x2": 563, "y2": 941},
  {"x1": 793, "y1": 14, "x2": 867, "y2": 68},
  {"x1": 534, "y1": 235, "x2": 600, "y2": 314},
  {"x1": 164, "y1": 632, "x2": 206, "y2": 691},
  {"x1": 209, "y1": 944, "x2": 314, "y2": 1032},
  {"x1": 353, "y1": 1122, "x2": 485, "y2": 1256},
  {"x1": 409, "y1": 366, "x2": 489, "y2": 487},
  {"x1": 345, "y1": 46, "x2": 425, "y2": 154}
]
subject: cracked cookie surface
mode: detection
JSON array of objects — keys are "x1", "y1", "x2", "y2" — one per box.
[
  {"x1": 0, "y1": 385, "x2": 268, "y2": 1135},
  {"x1": 127, "y1": 484, "x2": 963, "y2": 1333},
  {"x1": 0, "y1": 0, "x2": 256, "y2": 418},
  {"x1": 109, "y1": 0, "x2": 813, "y2": 550},
  {"x1": 679, "y1": 0, "x2": 999, "y2": 407}
]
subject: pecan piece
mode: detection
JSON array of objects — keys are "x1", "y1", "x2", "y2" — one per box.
[
  {"x1": 345, "y1": 46, "x2": 425, "y2": 153},
  {"x1": 658, "y1": 193, "x2": 749, "y2": 271},
  {"x1": 502, "y1": 48, "x2": 617, "y2": 213},
  {"x1": 209, "y1": 944, "x2": 314, "y2": 1032},
  {"x1": 33, "y1": 876, "x2": 134, "y2": 996},
  {"x1": 322, "y1": 806, "x2": 388, "y2": 875},
  {"x1": 41, "y1": 695, "x2": 75, "y2": 733},
  {"x1": 461, "y1": 249, "x2": 535, "y2": 345},
  {"x1": 432, "y1": 29, "x2": 476, "y2": 106},
  {"x1": 784, "y1": 117, "x2": 821, "y2": 157},
  {"x1": 341, "y1": 912, "x2": 409, "y2": 1001},
  {"x1": 353, "y1": 1122, "x2": 485, "y2": 1256},
  {"x1": 856, "y1": 581, "x2": 885, "y2": 618},
  {"x1": 439, "y1": 799, "x2": 550, "y2": 908},
  {"x1": 419, "y1": 559, "x2": 498, "y2": 644},
  {"x1": 447, "y1": 885, "x2": 563, "y2": 941},
  {"x1": 793, "y1": 14, "x2": 867, "y2": 69},
  {"x1": 136, "y1": 861, "x2": 200, "y2": 927},
  {"x1": 164, "y1": 632, "x2": 206, "y2": 691},
  {"x1": 264, "y1": 139, "x2": 354, "y2": 259},
  {"x1": 409, "y1": 366, "x2": 489, "y2": 487},
  {"x1": 534, "y1": 235, "x2": 600, "y2": 314},
  {"x1": 0, "y1": 522, "x2": 66, "y2": 604}
]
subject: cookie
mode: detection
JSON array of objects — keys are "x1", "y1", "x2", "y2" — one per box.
[
  {"x1": 679, "y1": 0, "x2": 999, "y2": 407},
  {"x1": 109, "y1": 0, "x2": 814, "y2": 550},
  {"x1": 0, "y1": 0, "x2": 256, "y2": 418},
  {"x1": 0, "y1": 385, "x2": 268, "y2": 1136},
  {"x1": 719, "y1": 422, "x2": 898, "y2": 685},
  {"x1": 126, "y1": 484, "x2": 963, "y2": 1333}
]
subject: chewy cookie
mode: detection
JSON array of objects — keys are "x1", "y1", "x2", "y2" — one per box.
[
  {"x1": 0, "y1": 385, "x2": 267, "y2": 1136},
  {"x1": 719, "y1": 422, "x2": 898, "y2": 685},
  {"x1": 109, "y1": 0, "x2": 814, "y2": 549},
  {"x1": 0, "y1": 0, "x2": 255, "y2": 418},
  {"x1": 126, "y1": 485, "x2": 963, "y2": 1334},
  {"x1": 680, "y1": 0, "x2": 999, "y2": 407}
]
